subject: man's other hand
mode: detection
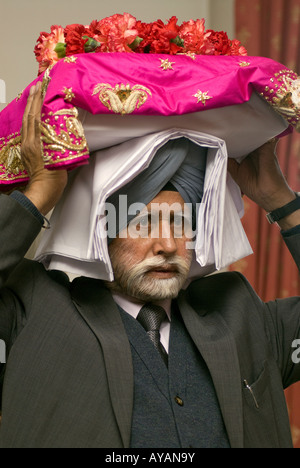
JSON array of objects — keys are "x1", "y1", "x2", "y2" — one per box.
[{"x1": 228, "y1": 139, "x2": 300, "y2": 230}]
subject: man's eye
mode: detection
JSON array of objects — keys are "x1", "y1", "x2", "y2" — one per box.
[
  {"x1": 139, "y1": 216, "x2": 149, "y2": 227},
  {"x1": 174, "y1": 215, "x2": 183, "y2": 227}
]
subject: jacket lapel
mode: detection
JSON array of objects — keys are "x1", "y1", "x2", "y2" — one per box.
[
  {"x1": 70, "y1": 277, "x2": 133, "y2": 448},
  {"x1": 177, "y1": 291, "x2": 244, "y2": 448}
]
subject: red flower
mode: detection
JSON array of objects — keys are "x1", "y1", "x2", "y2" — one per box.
[
  {"x1": 98, "y1": 13, "x2": 139, "y2": 52},
  {"x1": 34, "y1": 25, "x2": 65, "y2": 75},
  {"x1": 207, "y1": 30, "x2": 248, "y2": 56},
  {"x1": 64, "y1": 24, "x2": 90, "y2": 55},
  {"x1": 135, "y1": 21, "x2": 153, "y2": 52},
  {"x1": 136, "y1": 16, "x2": 181, "y2": 54},
  {"x1": 206, "y1": 30, "x2": 232, "y2": 55},
  {"x1": 229, "y1": 39, "x2": 248, "y2": 56},
  {"x1": 179, "y1": 19, "x2": 214, "y2": 55},
  {"x1": 34, "y1": 14, "x2": 248, "y2": 74}
]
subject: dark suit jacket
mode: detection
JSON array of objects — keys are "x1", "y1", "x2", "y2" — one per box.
[{"x1": 0, "y1": 195, "x2": 300, "y2": 448}]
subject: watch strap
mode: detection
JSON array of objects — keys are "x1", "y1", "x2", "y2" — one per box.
[{"x1": 266, "y1": 194, "x2": 300, "y2": 224}]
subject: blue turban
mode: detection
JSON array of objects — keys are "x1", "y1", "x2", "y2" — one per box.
[{"x1": 106, "y1": 137, "x2": 207, "y2": 239}]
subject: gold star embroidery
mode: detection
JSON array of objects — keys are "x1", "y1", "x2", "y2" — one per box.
[
  {"x1": 159, "y1": 58, "x2": 175, "y2": 71},
  {"x1": 64, "y1": 56, "x2": 78, "y2": 64},
  {"x1": 16, "y1": 89, "x2": 24, "y2": 102},
  {"x1": 178, "y1": 52, "x2": 196, "y2": 60},
  {"x1": 193, "y1": 90, "x2": 212, "y2": 106},
  {"x1": 185, "y1": 52, "x2": 196, "y2": 60},
  {"x1": 63, "y1": 87, "x2": 75, "y2": 102}
]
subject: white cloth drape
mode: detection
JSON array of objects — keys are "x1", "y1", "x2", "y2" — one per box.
[{"x1": 35, "y1": 128, "x2": 253, "y2": 281}]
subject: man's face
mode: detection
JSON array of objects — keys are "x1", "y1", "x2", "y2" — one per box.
[{"x1": 108, "y1": 191, "x2": 193, "y2": 302}]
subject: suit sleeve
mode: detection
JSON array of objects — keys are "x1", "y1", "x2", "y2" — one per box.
[
  {"x1": 263, "y1": 231, "x2": 300, "y2": 388},
  {"x1": 0, "y1": 194, "x2": 42, "y2": 342}
]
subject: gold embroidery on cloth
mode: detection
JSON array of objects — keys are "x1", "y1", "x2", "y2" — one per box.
[
  {"x1": 193, "y1": 90, "x2": 212, "y2": 106},
  {"x1": 63, "y1": 87, "x2": 75, "y2": 102},
  {"x1": 41, "y1": 64, "x2": 55, "y2": 98},
  {"x1": 16, "y1": 89, "x2": 25, "y2": 102},
  {"x1": 260, "y1": 69, "x2": 300, "y2": 132},
  {"x1": 64, "y1": 56, "x2": 78, "y2": 64},
  {"x1": 41, "y1": 108, "x2": 87, "y2": 155},
  {"x1": 0, "y1": 135, "x2": 24, "y2": 177},
  {"x1": 0, "y1": 108, "x2": 88, "y2": 179},
  {"x1": 177, "y1": 52, "x2": 196, "y2": 60},
  {"x1": 159, "y1": 59, "x2": 175, "y2": 71},
  {"x1": 92, "y1": 83, "x2": 152, "y2": 115}
]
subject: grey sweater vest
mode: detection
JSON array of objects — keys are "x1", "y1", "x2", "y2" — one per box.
[{"x1": 119, "y1": 305, "x2": 230, "y2": 448}]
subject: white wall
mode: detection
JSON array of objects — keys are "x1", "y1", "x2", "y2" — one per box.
[{"x1": 0, "y1": 0, "x2": 235, "y2": 110}]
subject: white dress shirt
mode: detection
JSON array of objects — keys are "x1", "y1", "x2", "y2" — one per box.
[{"x1": 112, "y1": 293, "x2": 172, "y2": 353}]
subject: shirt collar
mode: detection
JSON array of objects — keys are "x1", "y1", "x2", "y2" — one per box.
[{"x1": 112, "y1": 292, "x2": 172, "y2": 321}]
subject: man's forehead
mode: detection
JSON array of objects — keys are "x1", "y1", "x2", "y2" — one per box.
[
  {"x1": 138, "y1": 193, "x2": 193, "y2": 222},
  {"x1": 145, "y1": 190, "x2": 185, "y2": 209}
]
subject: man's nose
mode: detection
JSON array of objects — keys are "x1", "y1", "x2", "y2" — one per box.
[{"x1": 152, "y1": 221, "x2": 177, "y2": 256}]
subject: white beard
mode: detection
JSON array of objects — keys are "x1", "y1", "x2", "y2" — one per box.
[{"x1": 107, "y1": 254, "x2": 192, "y2": 302}]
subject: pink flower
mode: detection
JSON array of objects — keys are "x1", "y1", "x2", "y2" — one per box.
[
  {"x1": 34, "y1": 25, "x2": 65, "y2": 75},
  {"x1": 179, "y1": 19, "x2": 214, "y2": 54}
]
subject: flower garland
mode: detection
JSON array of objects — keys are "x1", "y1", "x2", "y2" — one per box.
[{"x1": 34, "y1": 13, "x2": 248, "y2": 75}]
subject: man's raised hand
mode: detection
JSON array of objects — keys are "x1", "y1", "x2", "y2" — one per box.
[
  {"x1": 22, "y1": 82, "x2": 68, "y2": 216},
  {"x1": 227, "y1": 139, "x2": 300, "y2": 230}
]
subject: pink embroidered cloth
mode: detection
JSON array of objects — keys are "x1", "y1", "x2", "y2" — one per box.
[{"x1": 0, "y1": 53, "x2": 299, "y2": 189}]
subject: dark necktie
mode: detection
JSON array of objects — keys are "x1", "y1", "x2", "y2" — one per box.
[{"x1": 137, "y1": 303, "x2": 168, "y2": 367}]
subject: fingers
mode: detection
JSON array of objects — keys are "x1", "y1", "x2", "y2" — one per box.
[
  {"x1": 257, "y1": 138, "x2": 279, "y2": 157},
  {"x1": 31, "y1": 82, "x2": 43, "y2": 138},
  {"x1": 21, "y1": 82, "x2": 44, "y2": 176},
  {"x1": 22, "y1": 82, "x2": 42, "y2": 144}
]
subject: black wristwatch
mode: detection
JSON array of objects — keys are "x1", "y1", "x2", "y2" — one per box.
[{"x1": 266, "y1": 193, "x2": 300, "y2": 224}]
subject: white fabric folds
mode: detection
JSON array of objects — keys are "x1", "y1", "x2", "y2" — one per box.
[{"x1": 35, "y1": 129, "x2": 253, "y2": 281}]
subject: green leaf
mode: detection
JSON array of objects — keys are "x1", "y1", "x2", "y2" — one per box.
[
  {"x1": 54, "y1": 42, "x2": 67, "y2": 58},
  {"x1": 128, "y1": 36, "x2": 144, "y2": 51},
  {"x1": 83, "y1": 36, "x2": 102, "y2": 53},
  {"x1": 170, "y1": 36, "x2": 184, "y2": 48}
]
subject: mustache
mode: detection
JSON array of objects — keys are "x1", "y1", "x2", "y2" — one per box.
[
  {"x1": 128, "y1": 255, "x2": 191, "y2": 278},
  {"x1": 123, "y1": 255, "x2": 192, "y2": 301}
]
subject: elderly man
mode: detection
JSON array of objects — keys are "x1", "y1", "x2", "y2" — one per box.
[{"x1": 0, "y1": 82, "x2": 300, "y2": 448}]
